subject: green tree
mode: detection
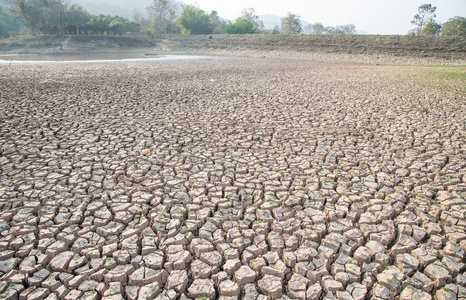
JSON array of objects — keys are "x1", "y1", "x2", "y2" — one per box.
[
  {"x1": 225, "y1": 18, "x2": 258, "y2": 34},
  {"x1": 176, "y1": 5, "x2": 212, "y2": 35},
  {"x1": 442, "y1": 16, "x2": 466, "y2": 37},
  {"x1": 313, "y1": 23, "x2": 325, "y2": 34},
  {"x1": 125, "y1": 21, "x2": 141, "y2": 34},
  {"x1": 109, "y1": 20, "x2": 124, "y2": 35},
  {"x1": 325, "y1": 26, "x2": 335, "y2": 34},
  {"x1": 411, "y1": 3, "x2": 437, "y2": 35},
  {"x1": 209, "y1": 10, "x2": 224, "y2": 34},
  {"x1": 281, "y1": 12, "x2": 302, "y2": 34},
  {"x1": 87, "y1": 14, "x2": 112, "y2": 34},
  {"x1": 131, "y1": 8, "x2": 151, "y2": 32},
  {"x1": 422, "y1": 19, "x2": 441, "y2": 35},
  {"x1": 305, "y1": 22, "x2": 325, "y2": 34},
  {"x1": 0, "y1": 5, "x2": 21, "y2": 38},
  {"x1": 146, "y1": 0, "x2": 178, "y2": 34},
  {"x1": 44, "y1": 0, "x2": 70, "y2": 35},
  {"x1": 240, "y1": 8, "x2": 263, "y2": 31},
  {"x1": 335, "y1": 24, "x2": 356, "y2": 34},
  {"x1": 4, "y1": 0, "x2": 71, "y2": 34},
  {"x1": 67, "y1": 4, "x2": 90, "y2": 35},
  {"x1": 3, "y1": 0, "x2": 40, "y2": 33}
]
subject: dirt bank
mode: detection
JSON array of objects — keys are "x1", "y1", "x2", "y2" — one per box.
[
  {"x1": 0, "y1": 35, "x2": 165, "y2": 56},
  {"x1": 1, "y1": 34, "x2": 465, "y2": 65}
]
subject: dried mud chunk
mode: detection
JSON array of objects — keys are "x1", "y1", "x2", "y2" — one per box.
[
  {"x1": 288, "y1": 273, "x2": 310, "y2": 292},
  {"x1": 129, "y1": 267, "x2": 167, "y2": 286},
  {"x1": 188, "y1": 278, "x2": 216, "y2": 299},
  {"x1": 424, "y1": 262, "x2": 452, "y2": 288},
  {"x1": 234, "y1": 265, "x2": 257, "y2": 285},
  {"x1": 395, "y1": 253, "x2": 419, "y2": 276},
  {"x1": 191, "y1": 259, "x2": 216, "y2": 279},
  {"x1": 347, "y1": 282, "x2": 367, "y2": 300},
  {"x1": 138, "y1": 282, "x2": 160, "y2": 300},
  {"x1": 219, "y1": 279, "x2": 240, "y2": 296},
  {"x1": 49, "y1": 251, "x2": 74, "y2": 272},
  {"x1": 435, "y1": 284, "x2": 458, "y2": 300},
  {"x1": 411, "y1": 248, "x2": 437, "y2": 268},
  {"x1": 258, "y1": 275, "x2": 282, "y2": 299},
  {"x1": 0, "y1": 258, "x2": 18, "y2": 274},
  {"x1": 166, "y1": 270, "x2": 188, "y2": 293},
  {"x1": 306, "y1": 283, "x2": 323, "y2": 300},
  {"x1": 104, "y1": 264, "x2": 135, "y2": 285},
  {"x1": 353, "y1": 247, "x2": 372, "y2": 265},
  {"x1": 224, "y1": 259, "x2": 241, "y2": 276},
  {"x1": 412, "y1": 271, "x2": 434, "y2": 292},
  {"x1": 200, "y1": 251, "x2": 222, "y2": 267},
  {"x1": 399, "y1": 286, "x2": 431, "y2": 300},
  {"x1": 372, "y1": 283, "x2": 394, "y2": 300}
]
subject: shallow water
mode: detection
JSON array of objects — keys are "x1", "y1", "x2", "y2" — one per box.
[{"x1": 0, "y1": 54, "x2": 212, "y2": 64}]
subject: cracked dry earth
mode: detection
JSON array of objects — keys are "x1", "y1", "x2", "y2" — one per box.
[{"x1": 0, "y1": 56, "x2": 465, "y2": 300}]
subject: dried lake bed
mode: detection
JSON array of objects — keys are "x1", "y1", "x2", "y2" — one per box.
[{"x1": 0, "y1": 54, "x2": 465, "y2": 299}]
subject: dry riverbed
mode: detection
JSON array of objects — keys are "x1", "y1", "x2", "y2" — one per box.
[{"x1": 0, "y1": 54, "x2": 465, "y2": 300}]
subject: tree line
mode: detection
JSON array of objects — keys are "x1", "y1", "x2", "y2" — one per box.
[
  {"x1": 410, "y1": 3, "x2": 466, "y2": 36},
  {"x1": 1, "y1": 0, "x2": 465, "y2": 39},
  {"x1": 0, "y1": 0, "x2": 356, "y2": 38},
  {"x1": 0, "y1": 0, "x2": 140, "y2": 38},
  {"x1": 131, "y1": 4, "x2": 356, "y2": 36}
]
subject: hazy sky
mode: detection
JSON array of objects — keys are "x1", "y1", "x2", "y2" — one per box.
[{"x1": 184, "y1": 0, "x2": 466, "y2": 34}]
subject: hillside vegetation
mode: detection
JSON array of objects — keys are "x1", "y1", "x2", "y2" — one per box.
[{"x1": 167, "y1": 34, "x2": 466, "y2": 60}]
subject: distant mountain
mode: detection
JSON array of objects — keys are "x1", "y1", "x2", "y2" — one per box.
[
  {"x1": 70, "y1": 0, "x2": 153, "y2": 17},
  {"x1": 259, "y1": 14, "x2": 311, "y2": 30}
]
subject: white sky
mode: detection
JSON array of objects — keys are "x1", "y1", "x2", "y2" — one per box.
[{"x1": 184, "y1": 0, "x2": 466, "y2": 34}]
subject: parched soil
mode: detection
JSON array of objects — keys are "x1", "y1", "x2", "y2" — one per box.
[{"x1": 0, "y1": 55, "x2": 465, "y2": 300}]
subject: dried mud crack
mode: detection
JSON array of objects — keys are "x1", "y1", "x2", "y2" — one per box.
[{"x1": 0, "y1": 56, "x2": 465, "y2": 300}]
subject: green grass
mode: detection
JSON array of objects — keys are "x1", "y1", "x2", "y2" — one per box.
[
  {"x1": 417, "y1": 66, "x2": 466, "y2": 95},
  {"x1": 423, "y1": 65, "x2": 466, "y2": 68},
  {"x1": 425, "y1": 66, "x2": 466, "y2": 82}
]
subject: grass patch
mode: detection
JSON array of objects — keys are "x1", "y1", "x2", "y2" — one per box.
[
  {"x1": 424, "y1": 68, "x2": 466, "y2": 81},
  {"x1": 422, "y1": 66, "x2": 466, "y2": 95},
  {"x1": 424, "y1": 64, "x2": 466, "y2": 68}
]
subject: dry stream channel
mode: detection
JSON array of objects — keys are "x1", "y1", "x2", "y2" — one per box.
[
  {"x1": 0, "y1": 54, "x2": 209, "y2": 64},
  {"x1": 0, "y1": 54, "x2": 465, "y2": 300}
]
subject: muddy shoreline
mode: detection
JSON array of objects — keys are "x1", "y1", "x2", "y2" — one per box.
[{"x1": 1, "y1": 34, "x2": 465, "y2": 65}]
